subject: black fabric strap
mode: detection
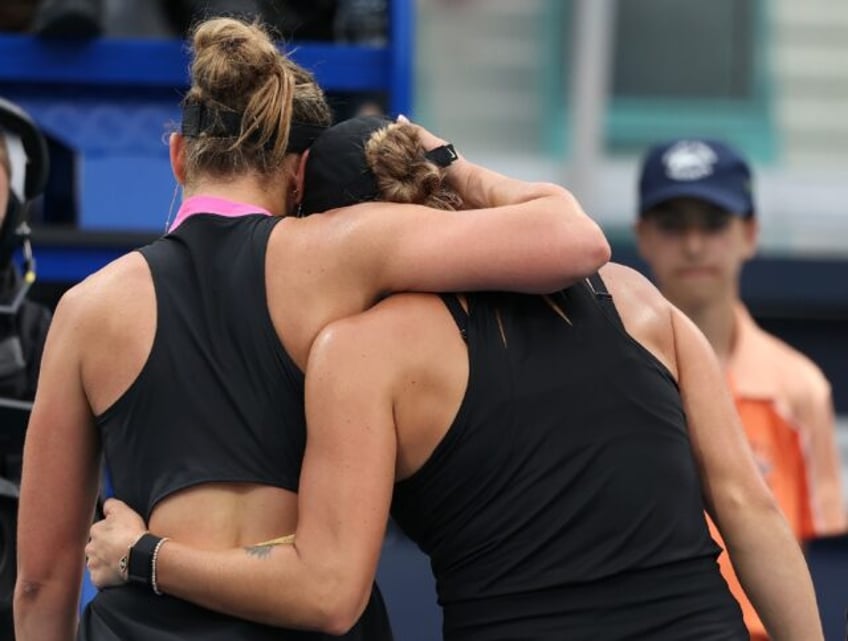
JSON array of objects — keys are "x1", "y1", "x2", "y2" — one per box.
[
  {"x1": 425, "y1": 143, "x2": 458, "y2": 168},
  {"x1": 587, "y1": 272, "x2": 610, "y2": 298},
  {"x1": 127, "y1": 533, "x2": 161, "y2": 587},
  {"x1": 585, "y1": 273, "x2": 626, "y2": 331},
  {"x1": 440, "y1": 294, "x2": 469, "y2": 343},
  {"x1": 181, "y1": 103, "x2": 242, "y2": 138}
]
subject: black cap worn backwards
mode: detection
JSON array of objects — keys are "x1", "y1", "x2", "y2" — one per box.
[{"x1": 300, "y1": 115, "x2": 393, "y2": 216}]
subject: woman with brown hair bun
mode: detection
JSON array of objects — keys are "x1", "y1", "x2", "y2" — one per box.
[{"x1": 13, "y1": 13, "x2": 610, "y2": 641}]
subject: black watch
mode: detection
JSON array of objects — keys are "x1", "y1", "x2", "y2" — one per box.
[
  {"x1": 424, "y1": 143, "x2": 458, "y2": 168},
  {"x1": 126, "y1": 532, "x2": 161, "y2": 586}
]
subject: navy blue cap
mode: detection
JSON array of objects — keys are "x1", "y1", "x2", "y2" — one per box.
[{"x1": 637, "y1": 139, "x2": 755, "y2": 217}]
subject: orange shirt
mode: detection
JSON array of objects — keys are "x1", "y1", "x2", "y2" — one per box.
[{"x1": 708, "y1": 304, "x2": 845, "y2": 641}]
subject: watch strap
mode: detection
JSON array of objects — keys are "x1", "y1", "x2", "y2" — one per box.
[
  {"x1": 424, "y1": 143, "x2": 458, "y2": 168},
  {"x1": 126, "y1": 532, "x2": 161, "y2": 586}
]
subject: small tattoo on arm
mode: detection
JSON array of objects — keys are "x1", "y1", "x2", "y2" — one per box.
[{"x1": 244, "y1": 543, "x2": 275, "y2": 559}]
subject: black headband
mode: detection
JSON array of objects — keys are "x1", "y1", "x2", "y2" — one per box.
[
  {"x1": 181, "y1": 102, "x2": 240, "y2": 137},
  {"x1": 181, "y1": 102, "x2": 326, "y2": 153}
]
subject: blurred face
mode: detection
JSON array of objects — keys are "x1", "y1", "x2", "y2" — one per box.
[{"x1": 635, "y1": 197, "x2": 757, "y2": 311}]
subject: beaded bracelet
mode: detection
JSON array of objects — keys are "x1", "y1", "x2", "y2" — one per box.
[{"x1": 150, "y1": 536, "x2": 170, "y2": 596}]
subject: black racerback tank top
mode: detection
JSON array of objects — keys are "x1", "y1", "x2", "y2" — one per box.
[
  {"x1": 96, "y1": 214, "x2": 307, "y2": 520},
  {"x1": 391, "y1": 276, "x2": 746, "y2": 641},
  {"x1": 86, "y1": 212, "x2": 394, "y2": 641}
]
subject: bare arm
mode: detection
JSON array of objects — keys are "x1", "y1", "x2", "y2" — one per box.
[
  {"x1": 405, "y1": 117, "x2": 568, "y2": 212},
  {"x1": 672, "y1": 307, "x2": 823, "y2": 641},
  {"x1": 380, "y1": 173, "x2": 608, "y2": 295},
  {"x1": 14, "y1": 291, "x2": 101, "y2": 641},
  {"x1": 797, "y1": 377, "x2": 845, "y2": 535},
  {"x1": 292, "y1": 137, "x2": 610, "y2": 300},
  {"x1": 86, "y1": 313, "x2": 399, "y2": 634}
]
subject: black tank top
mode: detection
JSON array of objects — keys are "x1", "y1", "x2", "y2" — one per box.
[
  {"x1": 390, "y1": 277, "x2": 746, "y2": 641},
  {"x1": 89, "y1": 212, "x2": 394, "y2": 641},
  {"x1": 96, "y1": 214, "x2": 306, "y2": 520}
]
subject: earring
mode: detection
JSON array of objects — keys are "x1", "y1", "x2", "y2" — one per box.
[{"x1": 291, "y1": 185, "x2": 304, "y2": 217}]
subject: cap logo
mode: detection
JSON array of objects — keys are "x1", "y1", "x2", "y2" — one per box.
[{"x1": 662, "y1": 140, "x2": 717, "y2": 181}]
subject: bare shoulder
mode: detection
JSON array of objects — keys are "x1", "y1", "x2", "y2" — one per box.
[
  {"x1": 598, "y1": 263, "x2": 670, "y2": 315},
  {"x1": 598, "y1": 262, "x2": 678, "y2": 378},
  {"x1": 309, "y1": 293, "x2": 449, "y2": 382},
  {"x1": 315, "y1": 293, "x2": 444, "y2": 355},
  {"x1": 268, "y1": 204, "x2": 404, "y2": 285},
  {"x1": 55, "y1": 252, "x2": 150, "y2": 328},
  {"x1": 308, "y1": 292, "x2": 465, "y2": 458},
  {"x1": 56, "y1": 251, "x2": 157, "y2": 413}
]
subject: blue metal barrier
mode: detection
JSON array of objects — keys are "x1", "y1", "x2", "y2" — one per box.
[{"x1": 1, "y1": 38, "x2": 396, "y2": 232}]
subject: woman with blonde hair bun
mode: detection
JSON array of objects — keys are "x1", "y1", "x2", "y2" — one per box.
[{"x1": 14, "y1": 14, "x2": 610, "y2": 641}]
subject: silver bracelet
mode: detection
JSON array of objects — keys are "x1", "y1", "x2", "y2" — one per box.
[{"x1": 150, "y1": 536, "x2": 170, "y2": 596}]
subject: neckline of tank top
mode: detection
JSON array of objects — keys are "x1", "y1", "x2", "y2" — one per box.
[{"x1": 168, "y1": 194, "x2": 274, "y2": 233}]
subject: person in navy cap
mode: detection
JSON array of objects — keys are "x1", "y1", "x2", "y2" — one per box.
[{"x1": 634, "y1": 138, "x2": 845, "y2": 641}]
